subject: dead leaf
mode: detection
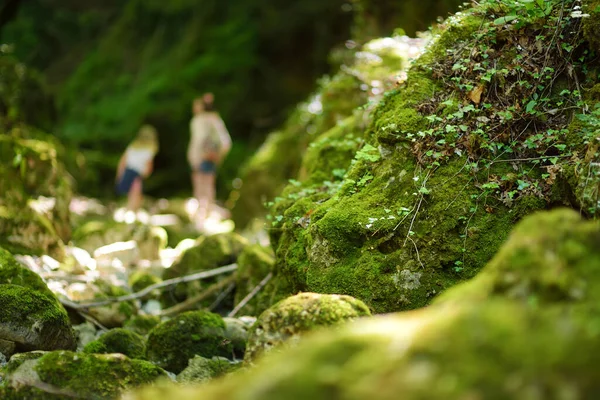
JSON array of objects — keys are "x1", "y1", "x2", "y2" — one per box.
[{"x1": 468, "y1": 85, "x2": 485, "y2": 104}]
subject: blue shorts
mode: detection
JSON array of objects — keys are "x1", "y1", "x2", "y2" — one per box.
[
  {"x1": 116, "y1": 168, "x2": 141, "y2": 195},
  {"x1": 198, "y1": 160, "x2": 216, "y2": 174}
]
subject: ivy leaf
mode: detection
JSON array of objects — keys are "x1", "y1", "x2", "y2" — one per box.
[{"x1": 525, "y1": 100, "x2": 537, "y2": 113}]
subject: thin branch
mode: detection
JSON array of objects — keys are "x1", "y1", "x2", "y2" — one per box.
[
  {"x1": 228, "y1": 272, "x2": 273, "y2": 317},
  {"x1": 65, "y1": 264, "x2": 238, "y2": 309},
  {"x1": 160, "y1": 274, "x2": 237, "y2": 317}
]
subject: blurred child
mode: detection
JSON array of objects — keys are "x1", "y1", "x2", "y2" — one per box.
[
  {"x1": 187, "y1": 93, "x2": 232, "y2": 231},
  {"x1": 116, "y1": 125, "x2": 159, "y2": 211}
]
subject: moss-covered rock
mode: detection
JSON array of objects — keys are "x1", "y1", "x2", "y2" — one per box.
[
  {"x1": 161, "y1": 232, "x2": 248, "y2": 306},
  {"x1": 0, "y1": 247, "x2": 55, "y2": 298},
  {"x1": 0, "y1": 249, "x2": 76, "y2": 352},
  {"x1": 266, "y1": 0, "x2": 599, "y2": 314},
  {"x1": 124, "y1": 315, "x2": 161, "y2": 337},
  {"x1": 0, "y1": 133, "x2": 72, "y2": 259},
  {"x1": 222, "y1": 318, "x2": 250, "y2": 359},
  {"x1": 3, "y1": 350, "x2": 167, "y2": 399},
  {"x1": 0, "y1": 284, "x2": 76, "y2": 351},
  {"x1": 129, "y1": 271, "x2": 162, "y2": 299},
  {"x1": 176, "y1": 356, "x2": 238, "y2": 385},
  {"x1": 165, "y1": 232, "x2": 248, "y2": 279},
  {"x1": 84, "y1": 328, "x2": 146, "y2": 360},
  {"x1": 231, "y1": 34, "x2": 426, "y2": 229},
  {"x1": 145, "y1": 311, "x2": 232, "y2": 373},
  {"x1": 245, "y1": 292, "x2": 371, "y2": 363},
  {"x1": 85, "y1": 281, "x2": 138, "y2": 329},
  {"x1": 117, "y1": 209, "x2": 600, "y2": 400},
  {"x1": 434, "y1": 208, "x2": 600, "y2": 306},
  {"x1": 234, "y1": 244, "x2": 292, "y2": 316}
]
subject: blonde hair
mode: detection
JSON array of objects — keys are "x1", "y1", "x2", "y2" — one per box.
[{"x1": 130, "y1": 124, "x2": 159, "y2": 154}]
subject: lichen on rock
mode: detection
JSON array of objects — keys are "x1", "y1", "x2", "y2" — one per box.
[{"x1": 244, "y1": 292, "x2": 371, "y2": 363}]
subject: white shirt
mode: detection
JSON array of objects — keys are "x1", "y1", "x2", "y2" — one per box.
[
  {"x1": 125, "y1": 147, "x2": 154, "y2": 174},
  {"x1": 187, "y1": 113, "x2": 232, "y2": 167}
]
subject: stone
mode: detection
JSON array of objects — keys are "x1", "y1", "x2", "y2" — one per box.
[{"x1": 244, "y1": 292, "x2": 371, "y2": 363}]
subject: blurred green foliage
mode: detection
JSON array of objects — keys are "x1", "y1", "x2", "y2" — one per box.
[{"x1": 1, "y1": 0, "x2": 461, "y2": 198}]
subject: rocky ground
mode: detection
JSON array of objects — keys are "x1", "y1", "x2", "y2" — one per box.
[{"x1": 1, "y1": 0, "x2": 600, "y2": 399}]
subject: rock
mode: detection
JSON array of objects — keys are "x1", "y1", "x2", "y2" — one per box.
[
  {"x1": 222, "y1": 318, "x2": 250, "y2": 359},
  {"x1": 4, "y1": 351, "x2": 46, "y2": 374},
  {"x1": 244, "y1": 292, "x2": 371, "y2": 363},
  {"x1": 161, "y1": 232, "x2": 248, "y2": 306},
  {"x1": 134, "y1": 226, "x2": 168, "y2": 261},
  {"x1": 0, "y1": 133, "x2": 73, "y2": 259},
  {"x1": 129, "y1": 270, "x2": 162, "y2": 300},
  {"x1": 0, "y1": 248, "x2": 76, "y2": 351},
  {"x1": 165, "y1": 232, "x2": 248, "y2": 279},
  {"x1": 119, "y1": 209, "x2": 600, "y2": 400},
  {"x1": 84, "y1": 328, "x2": 146, "y2": 360},
  {"x1": 145, "y1": 311, "x2": 232, "y2": 373},
  {"x1": 2, "y1": 350, "x2": 167, "y2": 399},
  {"x1": 176, "y1": 356, "x2": 238, "y2": 385},
  {"x1": 0, "y1": 338, "x2": 16, "y2": 358},
  {"x1": 123, "y1": 315, "x2": 161, "y2": 337},
  {"x1": 234, "y1": 245, "x2": 291, "y2": 316},
  {"x1": 73, "y1": 322, "x2": 97, "y2": 351},
  {"x1": 264, "y1": 0, "x2": 600, "y2": 315},
  {"x1": 434, "y1": 208, "x2": 600, "y2": 306},
  {"x1": 0, "y1": 284, "x2": 76, "y2": 351}
]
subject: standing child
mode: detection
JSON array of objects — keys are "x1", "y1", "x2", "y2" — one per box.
[
  {"x1": 116, "y1": 125, "x2": 159, "y2": 211},
  {"x1": 187, "y1": 93, "x2": 232, "y2": 231}
]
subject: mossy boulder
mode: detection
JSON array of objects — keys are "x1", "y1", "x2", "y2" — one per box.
[
  {"x1": 434, "y1": 208, "x2": 600, "y2": 306},
  {"x1": 164, "y1": 232, "x2": 248, "y2": 279},
  {"x1": 2, "y1": 350, "x2": 167, "y2": 399},
  {"x1": 118, "y1": 209, "x2": 600, "y2": 400},
  {"x1": 80, "y1": 282, "x2": 137, "y2": 328},
  {"x1": 234, "y1": 244, "x2": 292, "y2": 316},
  {"x1": 129, "y1": 271, "x2": 162, "y2": 299},
  {"x1": 267, "y1": 0, "x2": 599, "y2": 313},
  {"x1": 124, "y1": 315, "x2": 161, "y2": 337},
  {"x1": 0, "y1": 248, "x2": 76, "y2": 352},
  {"x1": 0, "y1": 133, "x2": 72, "y2": 258},
  {"x1": 161, "y1": 232, "x2": 248, "y2": 306},
  {"x1": 176, "y1": 356, "x2": 238, "y2": 385},
  {"x1": 0, "y1": 247, "x2": 55, "y2": 298},
  {"x1": 222, "y1": 318, "x2": 251, "y2": 359},
  {"x1": 84, "y1": 328, "x2": 146, "y2": 360},
  {"x1": 231, "y1": 35, "x2": 424, "y2": 230},
  {"x1": 245, "y1": 292, "x2": 371, "y2": 363},
  {"x1": 145, "y1": 311, "x2": 232, "y2": 373},
  {"x1": 0, "y1": 284, "x2": 76, "y2": 352}
]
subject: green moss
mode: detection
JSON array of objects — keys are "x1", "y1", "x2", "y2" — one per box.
[
  {"x1": 244, "y1": 292, "x2": 371, "y2": 363},
  {"x1": 83, "y1": 328, "x2": 146, "y2": 360},
  {"x1": 234, "y1": 245, "x2": 278, "y2": 316},
  {"x1": 2, "y1": 351, "x2": 45, "y2": 374},
  {"x1": 161, "y1": 232, "x2": 248, "y2": 307},
  {"x1": 176, "y1": 356, "x2": 238, "y2": 384},
  {"x1": 145, "y1": 311, "x2": 232, "y2": 373},
  {"x1": 435, "y1": 208, "x2": 600, "y2": 306},
  {"x1": 33, "y1": 351, "x2": 166, "y2": 399},
  {"x1": 124, "y1": 315, "x2": 162, "y2": 337},
  {"x1": 129, "y1": 271, "x2": 162, "y2": 296},
  {"x1": 583, "y1": 0, "x2": 600, "y2": 53},
  {"x1": 0, "y1": 284, "x2": 76, "y2": 351},
  {"x1": 0, "y1": 247, "x2": 55, "y2": 298}
]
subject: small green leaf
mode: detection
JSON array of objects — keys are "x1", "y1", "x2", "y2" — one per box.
[
  {"x1": 526, "y1": 100, "x2": 537, "y2": 113},
  {"x1": 494, "y1": 15, "x2": 518, "y2": 25}
]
